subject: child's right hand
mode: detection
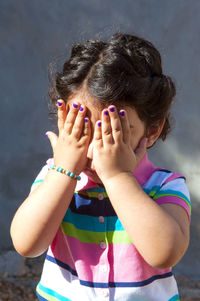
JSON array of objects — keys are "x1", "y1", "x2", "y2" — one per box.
[{"x1": 46, "y1": 100, "x2": 91, "y2": 175}]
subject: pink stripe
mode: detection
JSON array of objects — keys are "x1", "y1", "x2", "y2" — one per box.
[
  {"x1": 49, "y1": 228, "x2": 76, "y2": 270},
  {"x1": 49, "y1": 229, "x2": 171, "y2": 283},
  {"x1": 155, "y1": 196, "x2": 190, "y2": 220},
  {"x1": 107, "y1": 243, "x2": 171, "y2": 282}
]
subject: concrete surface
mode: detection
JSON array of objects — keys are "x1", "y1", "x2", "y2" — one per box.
[{"x1": 0, "y1": 0, "x2": 199, "y2": 284}]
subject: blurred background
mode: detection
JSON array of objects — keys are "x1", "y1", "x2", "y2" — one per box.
[{"x1": 0, "y1": 0, "x2": 200, "y2": 299}]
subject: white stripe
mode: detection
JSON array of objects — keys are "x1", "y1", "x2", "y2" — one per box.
[
  {"x1": 39, "y1": 260, "x2": 179, "y2": 301},
  {"x1": 143, "y1": 170, "x2": 173, "y2": 190}
]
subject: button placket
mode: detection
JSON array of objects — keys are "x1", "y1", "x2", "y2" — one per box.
[
  {"x1": 100, "y1": 241, "x2": 107, "y2": 249},
  {"x1": 99, "y1": 216, "x2": 104, "y2": 224},
  {"x1": 98, "y1": 192, "x2": 104, "y2": 200},
  {"x1": 101, "y1": 288, "x2": 109, "y2": 298}
]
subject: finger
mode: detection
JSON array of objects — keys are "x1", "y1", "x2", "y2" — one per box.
[
  {"x1": 101, "y1": 109, "x2": 113, "y2": 145},
  {"x1": 135, "y1": 137, "x2": 147, "y2": 162},
  {"x1": 119, "y1": 110, "x2": 131, "y2": 144},
  {"x1": 57, "y1": 99, "x2": 68, "y2": 134},
  {"x1": 46, "y1": 131, "x2": 58, "y2": 151},
  {"x1": 64, "y1": 102, "x2": 80, "y2": 134},
  {"x1": 82, "y1": 117, "x2": 91, "y2": 140},
  {"x1": 108, "y1": 106, "x2": 122, "y2": 143},
  {"x1": 71, "y1": 105, "x2": 87, "y2": 139},
  {"x1": 93, "y1": 120, "x2": 103, "y2": 148}
]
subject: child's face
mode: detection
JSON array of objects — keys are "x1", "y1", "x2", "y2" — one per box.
[{"x1": 67, "y1": 92, "x2": 146, "y2": 184}]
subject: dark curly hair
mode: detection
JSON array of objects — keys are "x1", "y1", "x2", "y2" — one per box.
[{"x1": 49, "y1": 32, "x2": 176, "y2": 140}]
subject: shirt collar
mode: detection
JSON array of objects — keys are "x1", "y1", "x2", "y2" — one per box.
[{"x1": 132, "y1": 152, "x2": 156, "y2": 186}]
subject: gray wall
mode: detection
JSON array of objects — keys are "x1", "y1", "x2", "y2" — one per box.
[{"x1": 1, "y1": 0, "x2": 200, "y2": 279}]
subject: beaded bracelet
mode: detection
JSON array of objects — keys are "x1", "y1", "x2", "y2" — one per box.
[{"x1": 50, "y1": 164, "x2": 81, "y2": 181}]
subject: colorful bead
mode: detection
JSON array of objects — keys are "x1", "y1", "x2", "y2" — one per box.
[{"x1": 50, "y1": 165, "x2": 81, "y2": 181}]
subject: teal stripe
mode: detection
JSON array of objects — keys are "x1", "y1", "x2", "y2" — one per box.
[
  {"x1": 37, "y1": 283, "x2": 71, "y2": 301},
  {"x1": 154, "y1": 189, "x2": 191, "y2": 206},
  {"x1": 154, "y1": 189, "x2": 190, "y2": 202},
  {"x1": 86, "y1": 187, "x2": 106, "y2": 192},
  {"x1": 63, "y1": 209, "x2": 124, "y2": 232},
  {"x1": 168, "y1": 294, "x2": 180, "y2": 301},
  {"x1": 31, "y1": 179, "x2": 43, "y2": 187}
]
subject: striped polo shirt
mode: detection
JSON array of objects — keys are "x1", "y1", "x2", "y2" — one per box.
[{"x1": 32, "y1": 154, "x2": 191, "y2": 301}]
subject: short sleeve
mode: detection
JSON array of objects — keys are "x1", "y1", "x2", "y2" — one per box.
[
  {"x1": 152, "y1": 177, "x2": 191, "y2": 220},
  {"x1": 30, "y1": 161, "x2": 51, "y2": 193}
]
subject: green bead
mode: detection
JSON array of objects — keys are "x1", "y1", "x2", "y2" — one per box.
[
  {"x1": 77, "y1": 175, "x2": 81, "y2": 180},
  {"x1": 70, "y1": 172, "x2": 75, "y2": 178},
  {"x1": 66, "y1": 171, "x2": 71, "y2": 176}
]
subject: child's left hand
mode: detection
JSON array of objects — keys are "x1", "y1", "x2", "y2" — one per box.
[{"x1": 93, "y1": 106, "x2": 147, "y2": 182}]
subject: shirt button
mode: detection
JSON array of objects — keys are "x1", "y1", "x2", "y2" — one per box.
[
  {"x1": 101, "y1": 289, "x2": 109, "y2": 298},
  {"x1": 100, "y1": 241, "x2": 107, "y2": 249},
  {"x1": 98, "y1": 193, "x2": 104, "y2": 200},
  {"x1": 100, "y1": 264, "x2": 107, "y2": 272},
  {"x1": 99, "y1": 216, "x2": 104, "y2": 223}
]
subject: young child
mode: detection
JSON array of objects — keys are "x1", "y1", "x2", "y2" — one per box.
[{"x1": 10, "y1": 33, "x2": 190, "y2": 301}]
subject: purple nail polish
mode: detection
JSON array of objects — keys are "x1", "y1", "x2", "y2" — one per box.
[
  {"x1": 120, "y1": 110, "x2": 125, "y2": 117},
  {"x1": 84, "y1": 118, "x2": 88, "y2": 123},
  {"x1": 57, "y1": 100, "x2": 62, "y2": 107},
  {"x1": 109, "y1": 107, "x2": 115, "y2": 112},
  {"x1": 73, "y1": 103, "x2": 78, "y2": 108},
  {"x1": 104, "y1": 110, "x2": 109, "y2": 116},
  {"x1": 97, "y1": 121, "x2": 102, "y2": 127},
  {"x1": 79, "y1": 106, "x2": 84, "y2": 111}
]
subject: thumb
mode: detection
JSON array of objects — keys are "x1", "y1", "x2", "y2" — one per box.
[
  {"x1": 135, "y1": 137, "x2": 147, "y2": 162},
  {"x1": 46, "y1": 131, "x2": 58, "y2": 150}
]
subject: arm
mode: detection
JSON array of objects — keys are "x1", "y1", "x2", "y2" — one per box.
[
  {"x1": 10, "y1": 100, "x2": 91, "y2": 257},
  {"x1": 93, "y1": 106, "x2": 190, "y2": 269},
  {"x1": 103, "y1": 173, "x2": 189, "y2": 269}
]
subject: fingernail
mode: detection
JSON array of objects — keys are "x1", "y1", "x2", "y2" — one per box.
[
  {"x1": 120, "y1": 110, "x2": 125, "y2": 116},
  {"x1": 79, "y1": 106, "x2": 84, "y2": 112},
  {"x1": 97, "y1": 121, "x2": 102, "y2": 127},
  {"x1": 57, "y1": 100, "x2": 62, "y2": 107},
  {"x1": 104, "y1": 110, "x2": 109, "y2": 116},
  {"x1": 73, "y1": 103, "x2": 78, "y2": 108},
  {"x1": 84, "y1": 118, "x2": 88, "y2": 123},
  {"x1": 45, "y1": 133, "x2": 49, "y2": 137},
  {"x1": 109, "y1": 106, "x2": 115, "y2": 112}
]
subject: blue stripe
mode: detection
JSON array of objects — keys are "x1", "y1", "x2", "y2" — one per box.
[
  {"x1": 45, "y1": 255, "x2": 173, "y2": 289},
  {"x1": 37, "y1": 283, "x2": 71, "y2": 301},
  {"x1": 156, "y1": 169, "x2": 172, "y2": 174},
  {"x1": 80, "y1": 272, "x2": 173, "y2": 288},
  {"x1": 63, "y1": 208, "x2": 124, "y2": 232},
  {"x1": 168, "y1": 294, "x2": 180, "y2": 301},
  {"x1": 46, "y1": 254, "x2": 78, "y2": 276}
]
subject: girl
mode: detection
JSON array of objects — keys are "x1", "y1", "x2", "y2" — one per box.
[{"x1": 10, "y1": 33, "x2": 190, "y2": 301}]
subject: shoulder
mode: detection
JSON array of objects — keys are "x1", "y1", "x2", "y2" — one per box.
[{"x1": 143, "y1": 168, "x2": 191, "y2": 219}]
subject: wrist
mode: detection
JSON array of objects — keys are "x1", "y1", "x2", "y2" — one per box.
[
  {"x1": 102, "y1": 171, "x2": 134, "y2": 186},
  {"x1": 50, "y1": 164, "x2": 81, "y2": 181}
]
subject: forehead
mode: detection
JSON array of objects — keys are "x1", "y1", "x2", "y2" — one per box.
[
  {"x1": 67, "y1": 93, "x2": 102, "y2": 119},
  {"x1": 67, "y1": 91, "x2": 145, "y2": 129}
]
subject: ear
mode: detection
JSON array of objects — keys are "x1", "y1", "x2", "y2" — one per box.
[{"x1": 146, "y1": 119, "x2": 165, "y2": 148}]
